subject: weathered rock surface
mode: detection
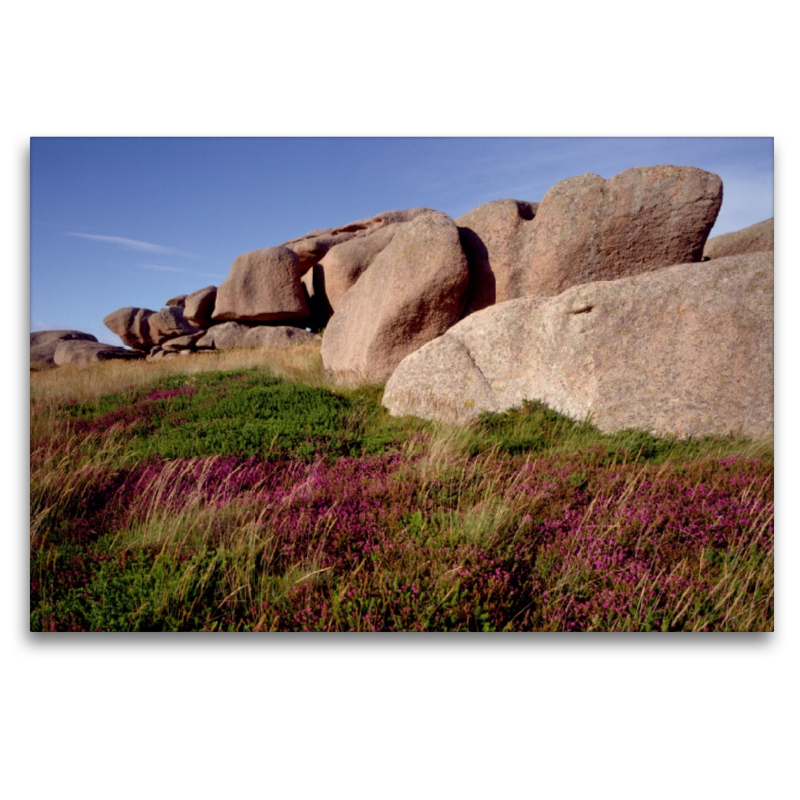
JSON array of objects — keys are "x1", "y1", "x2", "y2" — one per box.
[
  {"x1": 383, "y1": 252, "x2": 773, "y2": 439},
  {"x1": 166, "y1": 294, "x2": 187, "y2": 307},
  {"x1": 148, "y1": 307, "x2": 202, "y2": 343},
  {"x1": 317, "y1": 222, "x2": 402, "y2": 313},
  {"x1": 456, "y1": 199, "x2": 538, "y2": 317},
  {"x1": 321, "y1": 211, "x2": 470, "y2": 383},
  {"x1": 520, "y1": 165, "x2": 723, "y2": 296},
  {"x1": 53, "y1": 340, "x2": 144, "y2": 366},
  {"x1": 30, "y1": 330, "x2": 98, "y2": 364},
  {"x1": 212, "y1": 246, "x2": 309, "y2": 323},
  {"x1": 103, "y1": 307, "x2": 157, "y2": 350},
  {"x1": 283, "y1": 207, "x2": 432, "y2": 271},
  {"x1": 704, "y1": 218, "x2": 774, "y2": 260},
  {"x1": 183, "y1": 286, "x2": 217, "y2": 327},
  {"x1": 160, "y1": 332, "x2": 206, "y2": 351},
  {"x1": 195, "y1": 321, "x2": 318, "y2": 350}
]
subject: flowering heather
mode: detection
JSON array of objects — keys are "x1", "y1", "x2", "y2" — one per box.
[{"x1": 31, "y1": 362, "x2": 773, "y2": 632}]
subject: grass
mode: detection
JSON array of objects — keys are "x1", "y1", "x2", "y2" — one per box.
[{"x1": 30, "y1": 344, "x2": 773, "y2": 631}]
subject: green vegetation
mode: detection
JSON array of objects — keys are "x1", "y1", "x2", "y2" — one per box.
[{"x1": 30, "y1": 350, "x2": 773, "y2": 632}]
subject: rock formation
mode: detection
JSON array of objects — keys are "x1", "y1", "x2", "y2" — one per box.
[
  {"x1": 183, "y1": 286, "x2": 217, "y2": 327},
  {"x1": 30, "y1": 330, "x2": 98, "y2": 364},
  {"x1": 704, "y1": 217, "x2": 773, "y2": 260},
  {"x1": 518, "y1": 165, "x2": 723, "y2": 297},
  {"x1": 194, "y1": 321, "x2": 318, "y2": 350},
  {"x1": 321, "y1": 211, "x2": 469, "y2": 383},
  {"x1": 382, "y1": 252, "x2": 773, "y2": 439},
  {"x1": 211, "y1": 246, "x2": 309, "y2": 323},
  {"x1": 53, "y1": 340, "x2": 144, "y2": 366},
  {"x1": 456, "y1": 199, "x2": 538, "y2": 317}
]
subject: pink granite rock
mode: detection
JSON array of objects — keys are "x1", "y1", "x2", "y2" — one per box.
[
  {"x1": 704, "y1": 218, "x2": 773, "y2": 260},
  {"x1": 183, "y1": 286, "x2": 217, "y2": 327},
  {"x1": 321, "y1": 211, "x2": 469, "y2": 383},
  {"x1": 456, "y1": 199, "x2": 538, "y2": 317},
  {"x1": 212, "y1": 246, "x2": 310, "y2": 323},
  {"x1": 521, "y1": 165, "x2": 723, "y2": 296},
  {"x1": 383, "y1": 252, "x2": 773, "y2": 439}
]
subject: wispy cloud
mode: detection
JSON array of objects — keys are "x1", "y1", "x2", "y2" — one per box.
[{"x1": 67, "y1": 232, "x2": 191, "y2": 256}]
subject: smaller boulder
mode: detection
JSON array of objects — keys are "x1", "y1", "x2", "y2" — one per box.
[
  {"x1": 195, "y1": 322, "x2": 318, "y2": 350},
  {"x1": 102, "y1": 307, "x2": 158, "y2": 350},
  {"x1": 148, "y1": 307, "x2": 202, "y2": 344},
  {"x1": 31, "y1": 330, "x2": 99, "y2": 364},
  {"x1": 704, "y1": 218, "x2": 774, "y2": 260},
  {"x1": 183, "y1": 286, "x2": 217, "y2": 327},
  {"x1": 54, "y1": 340, "x2": 144, "y2": 366},
  {"x1": 166, "y1": 294, "x2": 188, "y2": 307}
]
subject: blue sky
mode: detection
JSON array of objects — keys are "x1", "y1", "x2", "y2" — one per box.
[{"x1": 30, "y1": 137, "x2": 773, "y2": 344}]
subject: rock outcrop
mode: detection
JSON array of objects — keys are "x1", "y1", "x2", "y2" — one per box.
[
  {"x1": 383, "y1": 252, "x2": 773, "y2": 439},
  {"x1": 195, "y1": 321, "x2": 318, "y2": 350},
  {"x1": 211, "y1": 246, "x2": 309, "y2": 323},
  {"x1": 53, "y1": 340, "x2": 144, "y2": 366},
  {"x1": 456, "y1": 199, "x2": 538, "y2": 317},
  {"x1": 704, "y1": 218, "x2": 774, "y2": 260},
  {"x1": 519, "y1": 165, "x2": 723, "y2": 296},
  {"x1": 30, "y1": 330, "x2": 99, "y2": 364},
  {"x1": 321, "y1": 211, "x2": 469, "y2": 383}
]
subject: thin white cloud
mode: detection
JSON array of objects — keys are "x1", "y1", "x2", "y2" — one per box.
[{"x1": 68, "y1": 232, "x2": 190, "y2": 256}]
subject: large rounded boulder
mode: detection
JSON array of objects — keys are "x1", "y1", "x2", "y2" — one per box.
[
  {"x1": 383, "y1": 252, "x2": 773, "y2": 440},
  {"x1": 321, "y1": 211, "x2": 470, "y2": 384},
  {"x1": 520, "y1": 165, "x2": 723, "y2": 296},
  {"x1": 212, "y1": 246, "x2": 309, "y2": 323}
]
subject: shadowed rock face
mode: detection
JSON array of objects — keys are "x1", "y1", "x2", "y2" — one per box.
[
  {"x1": 31, "y1": 330, "x2": 99, "y2": 364},
  {"x1": 383, "y1": 252, "x2": 773, "y2": 440},
  {"x1": 456, "y1": 199, "x2": 538, "y2": 317},
  {"x1": 321, "y1": 211, "x2": 469, "y2": 384},
  {"x1": 53, "y1": 340, "x2": 144, "y2": 366},
  {"x1": 704, "y1": 218, "x2": 773, "y2": 260},
  {"x1": 520, "y1": 165, "x2": 723, "y2": 296},
  {"x1": 212, "y1": 246, "x2": 310, "y2": 323}
]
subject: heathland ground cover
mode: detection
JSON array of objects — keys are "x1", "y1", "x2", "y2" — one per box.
[{"x1": 30, "y1": 345, "x2": 773, "y2": 631}]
